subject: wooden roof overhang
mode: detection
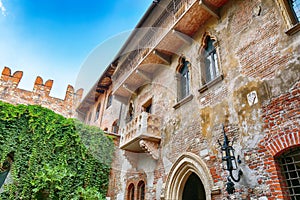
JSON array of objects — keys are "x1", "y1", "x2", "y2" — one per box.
[{"x1": 76, "y1": 63, "x2": 117, "y2": 116}]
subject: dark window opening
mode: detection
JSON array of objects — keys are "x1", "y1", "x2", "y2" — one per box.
[
  {"x1": 178, "y1": 58, "x2": 190, "y2": 101},
  {"x1": 95, "y1": 102, "x2": 101, "y2": 121},
  {"x1": 112, "y1": 120, "x2": 119, "y2": 134},
  {"x1": 126, "y1": 101, "x2": 134, "y2": 123},
  {"x1": 106, "y1": 93, "x2": 113, "y2": 108},
  {"x1": 278, "y1": 147, "x2": 300, "y2": 199},
  {"x1": 142, "y1": 98, "x2": 152, "y2": 114},
  {"x1": 137, "y1": 181, "x2": 145, "y2": 200},
  {"x1": 127, "y1": 183, "x2": 135, "y2": 200}
]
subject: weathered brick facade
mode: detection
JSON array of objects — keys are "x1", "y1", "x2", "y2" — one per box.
[
  {"x1": 79, "y1": 0, "x2": 300, "y2": 199},
  {"x1": 0, "y1": 66, "x2": 83, "y2": 118}
]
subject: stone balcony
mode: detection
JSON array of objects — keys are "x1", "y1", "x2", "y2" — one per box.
[{"x1": 120, "y1": 112, "x2": 161, "y2": 159}]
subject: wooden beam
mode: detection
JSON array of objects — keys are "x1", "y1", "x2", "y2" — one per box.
[
  {"x1": 135, "y1": 69, "x2": 152, "y2": 82},
  {"x1": 113, "y1": 94, "x2": 129, "y2": 104},
  {"x1": 96, "y1": 85, "x2": 109, "y2": 90},
  {"x1": 95, "y1": 89, "x2": 105, "y2": 94},
  {"x1": 199, "y1": 0, "x2": 220, "y2": 19},
  {"x1": 152, "y1": 50, "x2": 171, "y2": 65},
  {"x1": 122, "y1": 84, "x2": 137, "y2": 95},
  {"x1": 110, "y1": 63, "x2": 117, "y2": 69},
  {"x1": 172, "y1": 29, "x2": 193, "y2": 45}
]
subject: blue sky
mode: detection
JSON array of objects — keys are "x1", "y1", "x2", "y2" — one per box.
[{"x1": 0, "y1": 0, "x2": 152, "y2": 98}]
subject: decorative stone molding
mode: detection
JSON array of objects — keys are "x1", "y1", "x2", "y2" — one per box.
[
  {"x1": 164, "y1": 152, "x2": 214, "y2": 200},
  {"x1": 120, "y1": 112, "x2": 161, "y2": 152},
  {"x1": 276, "y1": 0, "x2": 300, "y2": 35},
  {"x1": 139, "y1": 140, "x2": 159, "y2": 160}
]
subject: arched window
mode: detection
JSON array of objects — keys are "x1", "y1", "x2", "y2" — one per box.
[
  {"x1": 277, "y1": 0, "x2": 300, "y2": 35},
  {"x1": 277, "y1": 147, "x2": 300, "y2": 199},
  {"x1": 137, "y1": 181, "x2": 145, "y2": 200},
  {"x1": 177, "y1": 57, "x2": 190, "y2": 101},
  {"x1": 112, "y1": 120, "x2": 119, "y2": 134},
  {"x1": 291, "y1": 0, "x2": 300, "y2": 22},
  {"x1": 106, "y1": 93, "x2": 113, "y2": 109},
  {"x1": 94, "y1": 102, "x2": 101, "y2": 121},
  {"x1": 286, "y1": 0, "x2": 300, "y2": 24},
  {"x1": 126, "y1": 100, "x2": 134, "y2": 122},
  {"x1": 127, "y1": 183, "x2": 135, "y2": 200},
  {"x1": 201, "y1": 35, "x2": 219, "y2": 85}
]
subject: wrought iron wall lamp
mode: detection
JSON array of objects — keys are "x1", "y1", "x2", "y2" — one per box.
[{"x1": 218, "y1": 124, "x2": 243, "y2": 194}]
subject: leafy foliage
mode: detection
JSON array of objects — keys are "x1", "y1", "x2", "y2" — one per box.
[{"x1": 0, "y1": 101, "x2": 114, "y2": 199}]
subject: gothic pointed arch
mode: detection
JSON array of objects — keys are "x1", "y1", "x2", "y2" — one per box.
[
  {"x1": 175, "y1": 56, "x2": 191, "y2": 101},
  {"x1": 164, "y1": 152, "x2": 214, "y2": 200},
  {"x1": 198, "y1": 33, "x2": 223, "y2": 91}
]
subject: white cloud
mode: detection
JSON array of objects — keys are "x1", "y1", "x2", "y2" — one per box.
[{"x1": 0, "y1": 0, "x2": 6, "y2": 16}]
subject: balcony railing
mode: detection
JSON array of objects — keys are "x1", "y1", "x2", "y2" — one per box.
[
  {"x1": 120, "y1": 112, "x2": 161, "y2": 154},
  {"x1": 112, "y1": 0, "x2": 196, "y2": 89}
]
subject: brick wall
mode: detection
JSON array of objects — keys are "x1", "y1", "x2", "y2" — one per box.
[
  {"x1": 93, "y1": 0, "x2": 300, "y2": 199},
  {"x1": 0, "y1": 66, "x2": 83, "y2": 118},
  {"x1": 258, "y1": 82, "x2": 299, "y2": 199}
]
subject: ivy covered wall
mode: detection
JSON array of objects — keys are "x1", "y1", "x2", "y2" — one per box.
[{"x1": 0, "y1": 101, "x2": 114, "y2": 199}]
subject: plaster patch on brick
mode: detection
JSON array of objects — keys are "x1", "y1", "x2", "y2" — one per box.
[
  {"x1": 155, "y1": 178, "x2": 163, "y2": 200},
  {"x1": 162, "y1": 156, "x2": 172, "y2": 173}
]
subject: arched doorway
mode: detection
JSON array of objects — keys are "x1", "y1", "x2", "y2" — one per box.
[
  {"x1": 164, "y1": 152, "x2": 213, "y2": 200},
  {"x1": 182, "y1": 172, "x2": 206, "y2": 200}
]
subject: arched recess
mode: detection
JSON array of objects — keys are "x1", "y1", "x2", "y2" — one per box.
[{"x1": 164, "y1": 152, "x2": 214, "y2": 200}]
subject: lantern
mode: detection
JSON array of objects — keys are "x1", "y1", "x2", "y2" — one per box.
[{"x1": 218, "y1": 125, "x2": 243, "y2": 194}]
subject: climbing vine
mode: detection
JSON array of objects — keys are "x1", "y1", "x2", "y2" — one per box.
[{"x1": 0, "y1": 101, "x2": 114, "y2": 199}]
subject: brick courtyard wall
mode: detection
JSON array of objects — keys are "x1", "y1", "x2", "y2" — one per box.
[{"x1": 0, "y1": 66, "x2": 83, "y2": 118}]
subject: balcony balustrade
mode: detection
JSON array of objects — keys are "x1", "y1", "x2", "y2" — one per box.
[{"x1": 120, "y1": 112, "x2": 161, "y2": 159}]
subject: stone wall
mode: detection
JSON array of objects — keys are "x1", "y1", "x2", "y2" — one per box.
[
  {"x1": 0, "y1": 66, "x2": 83, "y2": 118},
  {"x1": 84, "y1": 0, "x2": 300, "y2": 199},
  {"x1": 72, "y1": 0, "x2": 300, "y2": 200},
  {"x1": 83, "y1": 86, "x2": 122, "y2": 132}
]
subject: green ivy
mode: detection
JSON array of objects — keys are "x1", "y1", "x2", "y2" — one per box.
[{"x1": 0, "y1": 101, "x2": 114, "y2": 199}]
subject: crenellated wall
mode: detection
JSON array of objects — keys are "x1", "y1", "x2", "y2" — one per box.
[{"x1": 0, "y1": 66, "x2": 83, "y2": 118}]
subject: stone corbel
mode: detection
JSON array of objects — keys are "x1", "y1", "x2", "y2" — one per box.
[{"x1": 139, "y1": 140, "x2": 159, "y2": 160}]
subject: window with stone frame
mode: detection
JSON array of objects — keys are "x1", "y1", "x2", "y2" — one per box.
[
  {"x1": 137, "y1": 181, "x2": 145, "y2": 200},
  {"x1": 126, "y1": 100, "x2": 135, "y2": 123},
  {"x1": 106, "y1": 92, "x2": 112, "y2": 109},
  {"x1": 177, "y1": 57, "x2": 190, "y2": 101},
  {"x1": 111, "y1": 120, "x2": 119, "y2": 134},
  {"x1": 277, "y1": 147, "x2": 300, "y2": 199},
  {"x1": 127, "y1": 183, "x2": 135, "y2": 200},
  {"x1": 287, "y1": 0, "x2": 300, "y2": 24},
  {"x1": 94, "y1": 102, "x2": 101, "y2": 121},
  {"x1": 142, "y1": 98, "x2": 152, "y2": 114},
  {"x1": 201, "y1": 35, "x2": 220, "y2": 85},
  {"x1": 278, "y1": 0, "x2": 300, "y2": 34}
]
